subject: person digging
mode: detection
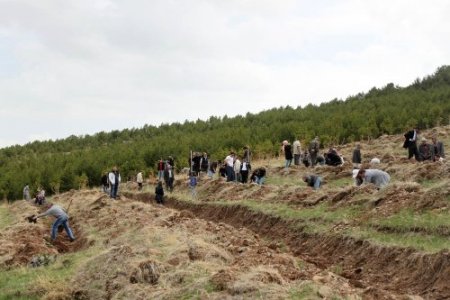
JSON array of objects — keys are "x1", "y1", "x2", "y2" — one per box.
[{"x1": 32, "y1": 202, "x2": 75, "y2": 242}]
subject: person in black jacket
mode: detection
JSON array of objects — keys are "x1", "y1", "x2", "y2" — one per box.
[
  {"x1": 403, "y1": 128, "x2": 419, "y2": 161},
  {"x1": 155, "y1": 181, "x2": 164, "y2": 204},
  {"x1": 250, "y1": 167, "x2": 266, "y2": 185},
  {"x1": 352, "y1": 143, "x2": 362, "y2": 169},
  {"x1": 282, "y1": 141, "x2": 293, "y2": 170}
]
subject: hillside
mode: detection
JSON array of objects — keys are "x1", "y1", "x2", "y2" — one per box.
[
  {"x1": 0, "y1": 126, "x2": 449, "y2": 299},
  {"x1": 1, "y1": 66, "x2": 450, "y2": 200}
]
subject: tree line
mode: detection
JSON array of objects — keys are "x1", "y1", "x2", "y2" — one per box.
[{"x1": 1, "y1": 66, "x2": 450, "y2": 200}]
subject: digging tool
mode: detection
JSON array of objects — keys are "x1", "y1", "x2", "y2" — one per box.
[{"x1": 26, "y1": 214, "x2": 37, "y2": 223}]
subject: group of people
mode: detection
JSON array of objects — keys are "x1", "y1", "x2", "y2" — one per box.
[
  {"x1": 282, "y1": 137, "x2": 348, "y2": 170},
  {"x1": 100, "y1": 166, "x2": 122, "y2": 199},
  {"x1": 403, "y1": 128, "x2": 445, "y2": 162}
]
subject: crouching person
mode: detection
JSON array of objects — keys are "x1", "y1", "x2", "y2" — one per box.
[
  {"x1": 155, "y1": 181, "x2": 165, "y2": 204},
  {"x1": 356, "y1": 169, "x2": 390, "y2": 189},
  {"x1": 303, "y1": 174, "x2": 322, "y2": 190},
  {"x1": 33, "y1": 202, "x2": 75, "y2": 242}
]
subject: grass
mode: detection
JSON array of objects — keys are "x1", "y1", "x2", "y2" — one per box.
[
  {"x1": 0, "y1": 204, "x2": 13, "y2": 230},
  {"x1": 326, "y1": 177, "x2": 354, "y2": 188},
  {"x1": 0, "y1": 246, "x2": 101, "y2": 299},
  {"x1": 347, "y1": 227, "x2": 450, "y2": 253},
  {"x1": 370, "y1": 209, "x2": 450, "y2": 233},
  {"x1": 226, "y1": 200, "x2": 362, "y2": 225}
]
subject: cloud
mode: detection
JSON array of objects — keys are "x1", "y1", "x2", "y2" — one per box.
[{"x1": 0, "y1": 0, "x2": 449, "y2": 147}]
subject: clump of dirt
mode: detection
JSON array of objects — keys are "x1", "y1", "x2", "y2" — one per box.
[{"x1": 130, "y1": 260, "x2": 161, "y2": 284}]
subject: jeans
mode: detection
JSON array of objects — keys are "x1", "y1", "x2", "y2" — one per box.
[
  {"x1": 313, "y1": 177, "x2": 322, "y2": 190},
  {"x1": 256, "y1": 176, "x2": 265, "y2": 185},
  {"x1": 51, "y1": 216, "x2": 75, "y2": 241},
  {"x1": 190, "y1": 186, "x2": 197, "y2": 198},
  {"x1": 226, "y1": 166, "x2": 235, "y2": 182},
  {"x1": 158, "y1": 170, "x2": 164, "y2": 179},
  {"x1": 285, "y1": 159, "x2": 292, "y2": 169},
  {"x1": 110, "y1": 183, "x2": 119, "y2": 199}
]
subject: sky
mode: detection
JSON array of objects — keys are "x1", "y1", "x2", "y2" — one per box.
[{"x1": 1, "y1": 0, "x2": 449, "y2": 148}]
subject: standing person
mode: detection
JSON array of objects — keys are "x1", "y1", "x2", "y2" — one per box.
[
  {"x1": 155, "y1": 181, "x2": 164, "y2": 204},
  {"x1": 352, "y1": 143, "x2": 362, "y2": 169},
  {"x1": 303, "y1": 174, "x2": 322, "y2": 190},
  {"x1": 240, "y1": 161, "x2": 251, "y2": 183},
  {"x1": 302, "y1": 150, "x2": 311, "y2": 167},
  {"x1": 282, "y1": 141, "x2": 293, "y2": 170},
  {"x1": 32, "y1": 202, "x2": 75, "y2": 242},
  {"x1": 243, "y1": 146, "x2": 251, "y2": 163},
  {"x1": 35, "y1": 188, "x2": 45, "y2": 205},
  {"x1": 156, "y1": 158, "x2": 165, "y2": 180},
  {"x1": 23, "y1": 184, "x2": 30, "y2": 201},
  {"x1": 356, "y1": 169, "x2": 390, "y2": 189},
  {"x1": 431, "y1": 135, "x2": 445, "y2": 161},
  {"x1": 200, "y1": 152, "x2": 209, "y2": 175},
  {"x1": 167, "y1": 156, "x2": 175, "y2": 167},
  {"x1": 108, "y1": 167, "x2": 121, "y2": 199},
  {"x1": 224, "y1": 152, "x2": 235, "y2": 182},
  {"x1": 136, "y1": 171, "x2": 144, "y2": 191},
  {"x1": 308, "y1": 136, "x2": 320, "y2": 167},
  {"x1": 219, "y1": 161, "x2": 227, "y2": 178},
  {"x1": 189, "y1": 172, "x2": 198, "y2": 199},
  {"x1": 163, "y1": 164, "x2": 174, "y2": 192},
  {"x1": 418, "y1": 138, "x2": 434, "y2": 161},
  {"x1": 101, "y1": 172, "x2": 109, "y2": 193},
  {"x1": 234, "y1": 156, "x2": 242, "y2": 182},
  {"x1": 403, "y1": 127, "x2": 419, "y2": 161},
  {"x1": 293, "y1": 138, "x2": 302, "y2": 166}
]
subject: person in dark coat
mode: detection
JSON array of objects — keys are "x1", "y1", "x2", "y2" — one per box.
[
  {"x1": 101, "y1": 172, "x2": 109, "y2": 193},
  {"x1": 250, "y1": 167, "x2": 266, "y2": 185},
  {"x1": 163, "y1": 164, "x2": 174, "y2": 192},
  {"x1": 325, "y1": 147, "x2": 342, "y2": 166},
  {"x1": 200, "y1": 152, "x2": 209, "y2": 173},
  {"x1": 155, "y1": 181, "x2": 164, "y2": 204},
  {"x1": 403, "y1": 128, "x2": 419, "y2": 161},
  {"x1": 240, "y1": 161, "x2": 251, "y2": 183},
  {"x1": 418, "y1": 138, "x2": 434, "y2": 161},
  {"x1": 352, "y1": 143, "x2": 362, "y2": 169},
  {"x1": 282, "y1": 140, "x2": 293, "y2": 170}
]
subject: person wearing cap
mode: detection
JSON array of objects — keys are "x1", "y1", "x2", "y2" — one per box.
[
  {"x1": 33, "y1": 202, "x2": 75, "y2": 242},
  {"x1": 418, "y1": 137, "x2": 434, "y2": 161}
]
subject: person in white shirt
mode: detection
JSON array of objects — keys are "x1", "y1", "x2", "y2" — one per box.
[
  {"x1": 108, "y1": 166, "x2": 121, "y2": 199},
  {"x1": 234, "y1": 157, "x2": 242, "y2": 182},
  {"x1": 136, "y1": 171, "x2": 143, "y2": 191},
  {"x1": 293, "y1": 139, "x2": 302, "y2": 165},
  {"x1": 224, "y1": 152, "x2": 235, "y2": 182}
]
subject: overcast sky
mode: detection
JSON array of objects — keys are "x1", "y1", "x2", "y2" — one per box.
[{"x1": 1, "y1": 0, "x2": 449, "y2": 148}]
